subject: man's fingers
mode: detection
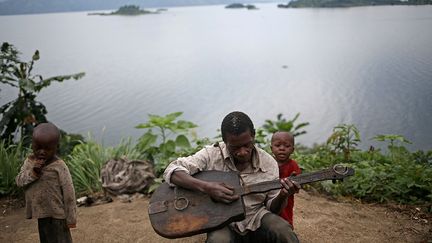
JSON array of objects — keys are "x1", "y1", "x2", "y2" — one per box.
[
  {"x1": 220, "y1": 188, "x2": 239, "y2": 200},
  {"x1": 217, "y1": 189, "x2": 239, "y2": 202},
  {"x1": 220, "y1": 183, "x2": 236, "y2": 195},
  {"x1": 293, "y1": 181, "x2": 301, "y2": 192},
  {"x1": 280, "y1": 178, "x2": 300, "y2": 195},
  {"x1": 220, "y1": 194, "x2": 239, "y2": 203},
  {"x1": 222, "y1": 183, "x2": 234, "y2": 190}
]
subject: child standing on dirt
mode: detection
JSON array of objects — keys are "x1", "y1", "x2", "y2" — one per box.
[
  {"x1": 16, "y1": 123, "x2": 76, "y2": 243},
  {"x1": 271, "y1": 131, "x2": 301, "y2": 228}
]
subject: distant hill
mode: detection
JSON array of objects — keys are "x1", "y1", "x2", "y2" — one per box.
[
  {"x1": 0, "y1": 0, "x2": 276, "y2": 15},
  {"x1": 283, "y1": 0, "x2": 432, "y2": 8},
  {"x1": 88, "y1": 4, "x2": 163, "y2": 16}
]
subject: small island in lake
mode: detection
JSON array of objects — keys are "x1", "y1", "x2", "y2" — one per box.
[
  {"x1": 88, "y1": 5, "x2": 163, "y2": 16},
  {"x1": 225, "y1": 3, "x2": 258, "y2": 10},
  {"x1": 278, "y1": 0, "x2": 432, "y2": 8}
]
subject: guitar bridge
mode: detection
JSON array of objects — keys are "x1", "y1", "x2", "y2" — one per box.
[{"x1": 148, "y1": 200, "x2": 168, "y2": 215}]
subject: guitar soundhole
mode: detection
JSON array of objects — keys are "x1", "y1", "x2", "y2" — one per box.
[{"x1": 174, "y1": 197, "x2": 189, "y2": 211}]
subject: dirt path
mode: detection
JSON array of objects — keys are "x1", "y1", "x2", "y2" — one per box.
[{"x1": 1, "y1": 191, "x2": 431, "y2": 243}]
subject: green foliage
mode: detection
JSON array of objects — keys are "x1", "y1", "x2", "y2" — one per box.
[
  {"x1": 372, "y1": 134, "x2": 412, "y2": 162},
  {"x1": 412, "y1": 150, "x2": 432, "y2": 165},
  {"x1": 327, "y1": 124, "x2": 361, "y2": 161},
  {"x1": 66, "y1": 136, "x2": 142, "y2": 196},
  {"x1": 135, "y1": 112, "x2": 206, "y2": 175},
  {"x1": 0, "y1": 42, "x2": 85, "y2": 145},
  {"x1": 297, "y1": 132, "x2": 432, "y2": 204},
  {"x1": 0, "y1": 140, "x2": 27, "y2": 196},
  {"x1": 1, "y1": 110, "x2": 430, "y2": 206},
  {"x1": 340, "y1": 155, "x2": 432, "y2": 204},
  {"x1": 261, "y1": 113, "x2": 309, "y2": 136},
  {"x1": 373, "y1": 134, "x2": 411, "y2": 148},
  {"x1": 58, "y1": 130, "x2": 85, "y2": 157},
  {"x1": 256, "y1": 113, "x2": 309, "y2": 151},
  {"x1": 136, "y1": 112, "x2": 197, "y2": 144},
  {"x1": 67, "y1": 140, "x2": 107, "y2": 195}
]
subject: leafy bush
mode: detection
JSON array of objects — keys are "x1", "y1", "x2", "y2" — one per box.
[
  {"x1": 0, "y1": 140, "x2": 27, "y2": 196},
  {"x1": 294, "y1": 136, "x2": 432, "y2": 205},
  {"x1": 58, "y1": 130, "x2": 85, "y2": 157},
  {"x1": 134, "y1": 112, "x2": 208, "y2": 175},
  {"x1": 341, "y1": 156, "x2": 432, "y2": 204}
]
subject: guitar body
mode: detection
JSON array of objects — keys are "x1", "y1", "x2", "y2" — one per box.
[
  {"x1": 148, "y1": 165, "x2": 354, "y2": 239},
  {"x1": 148, "y1": 170, "x2": 245, "y2": 239}
]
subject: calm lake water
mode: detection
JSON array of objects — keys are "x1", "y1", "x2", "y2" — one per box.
[{"x1": 1, "y1": 4, "x2": 432, "y2": 150}]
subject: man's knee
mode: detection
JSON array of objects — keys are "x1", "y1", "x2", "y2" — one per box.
[
  {"x1": 261, "y1": 213, "x2": 299, "y2": 243},
  {"x1": 206, "y1": 226, "x2": 234, "y2": 243}
]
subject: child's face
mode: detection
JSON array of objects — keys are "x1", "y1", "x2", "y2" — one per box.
[
  {"x1": 271, "y1": 132, "x2": 294, "y2": 163},
  {"x1": 32, "y1": 133, "x2": 58, "y2": 162}
]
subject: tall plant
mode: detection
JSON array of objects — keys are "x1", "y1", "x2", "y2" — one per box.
[
  {"x1": 327, "y1": 124, "x2": 361, "y2": 161},
  {"x1": 135, "y1": 112, "x2": 199, "y2": 174},
  {"x1": 0, "y1": 42, "x2": 85, "y2": 144}
]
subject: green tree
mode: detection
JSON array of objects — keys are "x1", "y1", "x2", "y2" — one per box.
[
  {"x1": 0, "y1": 42, "x2": 85, "y2": 144},
  {"x1": 327, "y1": 124, "x2": 361, "y2": 161}
]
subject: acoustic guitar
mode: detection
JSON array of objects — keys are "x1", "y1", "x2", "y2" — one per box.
[{"x1": 148, "y1": 164, "x2": 354, "y2": 239}]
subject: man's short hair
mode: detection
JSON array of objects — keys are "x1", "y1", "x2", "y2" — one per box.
[{"x1": 221, "y1": 111, "x2": 255, "y2": 142}]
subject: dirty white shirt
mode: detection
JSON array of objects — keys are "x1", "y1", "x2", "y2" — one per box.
[
  {"x1": 164, "y1": 142, "x2": 280, "y2": 233},
  {"x1": 15, "y1": 156, "x2": 77, "y2": 225}
]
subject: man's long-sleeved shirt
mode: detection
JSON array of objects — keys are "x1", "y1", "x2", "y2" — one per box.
[
  {"x1": 16, "y1": 156, "x2": 77, "y2": 225},
  {"x1": 163, "y1": 142, "x2": 280, "y2": 234}
]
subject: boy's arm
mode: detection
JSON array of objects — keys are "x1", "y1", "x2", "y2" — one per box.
[
  {"x1": 59, "y1": 163, "x2": 77, "y2": 227},
  {"x1": 269, "y1": 178, "x2": 300, "y2": 214},
  {"x1": 15, "y1": 158, "x2": 40, "y2": 187}
]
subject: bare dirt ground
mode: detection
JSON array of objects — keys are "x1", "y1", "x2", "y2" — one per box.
[{"x1": 1, "y1": 191, "x2": 431, "y2": 243}]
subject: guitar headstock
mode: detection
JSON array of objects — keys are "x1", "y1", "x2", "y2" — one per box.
[
  {"x1": 285, "y1": 164, "x2": 355, "y2": 187},
  {"x1": 330, "y1": 164, "x2": 355, "y2": 181}
]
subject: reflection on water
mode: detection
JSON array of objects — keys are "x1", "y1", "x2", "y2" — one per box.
[{"x1": 1, "y1": 4, "x2": 431, "y2": 150}]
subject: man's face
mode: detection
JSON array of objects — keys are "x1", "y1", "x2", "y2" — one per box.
[{"x1": 225, "y1": 130, "x2": 255, "y2": 165}]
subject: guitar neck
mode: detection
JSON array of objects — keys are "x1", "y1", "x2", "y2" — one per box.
[{"x1": 241, "y1": 168, "x2": 338, "y2": 195}]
